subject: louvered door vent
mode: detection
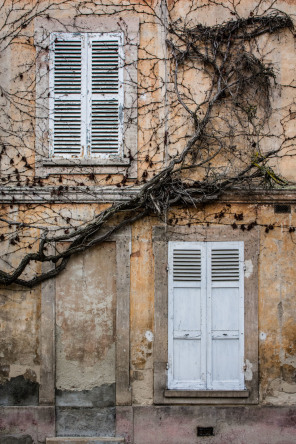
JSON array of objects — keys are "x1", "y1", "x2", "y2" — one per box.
[
  {"x1": 211, "y1": 249, "x2": 239, "y2": 281},
  {"x1": 173, "y1": 250, "x2": 201, "y2": 281}
]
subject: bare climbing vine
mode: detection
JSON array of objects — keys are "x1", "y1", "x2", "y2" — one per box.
[{"x1": 0, "y1": 0, "x2": 295, "y2": 287}]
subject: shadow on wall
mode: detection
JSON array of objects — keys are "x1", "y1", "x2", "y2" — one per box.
[{"x1": 0, "y1": 376, "x2": 39, "y2": 406}]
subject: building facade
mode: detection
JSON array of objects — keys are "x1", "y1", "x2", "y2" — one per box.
[{"x1": 0, "y1": 0, "x2": 296, "y2": 443}]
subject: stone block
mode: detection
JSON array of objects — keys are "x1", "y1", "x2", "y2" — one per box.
[
  {"x1": 56, "y1": 384, "x2": 115, "y2": 408},
  {"x1": 56, "y1": 408, "x2": 116, "y2": 437}
]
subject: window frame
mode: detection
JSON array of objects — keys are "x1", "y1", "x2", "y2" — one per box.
[
  {"x1": 49, "y1": 32, "x2": 124, "y2": 159},
  {"x1": 167, "y1": 241, "x2": 245, "y2": 391},
  {"x1": 153, "y1": 225, "x2": 259, "y2": 405},
  {"x1": 34, "y1": 16, "x2": 139, "y2": 177}
]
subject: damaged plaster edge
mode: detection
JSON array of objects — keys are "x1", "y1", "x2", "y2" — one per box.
[
  {"x1": 9, "y1": 365, "x2": 40, "y2": 383},
  {"x1": 0, "y1": 375, "x2": 39, "y2": 406},
  {"x1": 244, "y1": 360, "x2": 253, "y2": 381},
  {"x1": 263, "y1": 378, "x2": 296, "y2": 406},
  {"x1": 244, "y1": 259, "x2": 254, "y2": 278},
  {"x1": 0, "y1": 365, "x2": 40, "y2": 385},
  {"x1": 263, "y1": 393, "x2": 296, "y2": 406}
]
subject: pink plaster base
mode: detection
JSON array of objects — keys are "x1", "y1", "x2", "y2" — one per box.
[
  {"x1": 0, "y1": 407, "x2": 55, "y2": 443},
  {"x1": 117, "y1": 406, "x2": 296, "y2": 444}
]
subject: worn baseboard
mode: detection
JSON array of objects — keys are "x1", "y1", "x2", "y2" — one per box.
[{"x1": 46, "y1": 438, "x2": 125, "y2": 444}]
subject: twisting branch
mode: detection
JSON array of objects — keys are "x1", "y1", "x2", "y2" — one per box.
[{"x1": 0, "y1": 2, "x2": 294, "y2": 287}]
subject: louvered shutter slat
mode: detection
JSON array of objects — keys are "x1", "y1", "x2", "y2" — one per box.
[
  {"x1": 91, "y1": 99, "x2": 119, "y2": 154},
  {"x1": 91, "y1": 38, "x2": 120, "y2": 155},
  {"x1": 54, "y1": 41, "x2": 81, "y2": 94},
  {"x1": 53, "y1": 38, "x2": 82, "y2": 156},
  {"x1": 173, "y1": 250, "x2": 201, "y2": 281},
  {"x1": 92, "y1": 41, "x2": 119, "y2": 94},
  {"x1": 211, "y1": 249, "x2": 240, "y2": 281}
]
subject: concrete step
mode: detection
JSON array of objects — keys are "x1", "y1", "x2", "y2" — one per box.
[{"x1": 46, "y1": 438, "x2": 124, "y2": 444}]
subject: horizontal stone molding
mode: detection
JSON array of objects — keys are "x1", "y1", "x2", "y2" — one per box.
[
  {"x1": 0, "y1": 186, "x2": 139, "y2": 204},
  {"x1": 0, "y1": 187, "x2": 296, "y2": 204}
]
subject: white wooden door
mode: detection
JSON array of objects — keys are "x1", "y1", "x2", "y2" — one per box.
[{"x1": 168, "y1": 241, "x2": 244, "y2": 390}]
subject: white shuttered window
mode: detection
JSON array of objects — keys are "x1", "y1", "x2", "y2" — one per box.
[
  {"x1": 168, "y1": 241, "x2": 244, "y2": 391},
  {"x1": 49, "y1": 32, "x2": 123, "y2": 158}
]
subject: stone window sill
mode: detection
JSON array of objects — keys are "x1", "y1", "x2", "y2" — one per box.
[
  {"x1": 164, "y1": 390, "x2": 249, "y2": 398},
  {"x1": 36, "y1": 156, "x2": 134, "y2": 177},
  {"x1": 42, "y1": 157, "x2": 130, "y2": 167},
  {"x1": 43, "y1": 157, "x2": 130, "y2": 167}
]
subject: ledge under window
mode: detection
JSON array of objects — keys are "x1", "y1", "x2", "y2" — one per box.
[
  {"x1": 36, "y1": 157, "x2": 133, "y2": 177},
  {"x1": 42, "y1": 157, "x2": 130, "y2": 167},
  {"x1": 164, "y1": 390, "x2": 249, "y2": 398}
]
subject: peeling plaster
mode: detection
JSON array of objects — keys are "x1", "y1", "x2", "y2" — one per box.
[
  {"x1": 244, "y1": 359, "x2": 253, "y2": 381},
  {"x1": 0, "y1": 375, "x2": 39, "y2": 406},
  {"x1": 264, "y1": 378, "x2": 296, "y2": 406},
  {"x1": 260, "y1": 332, "x2": 267, "y2": 341},
  {"x1": 56, "y1": 340, "x2": 115, "y2": 391},
  {"x1": 55, "y1": 243, "x2": 116, "y2": 392},
  {"x1": 0, "y1": 365, "x2": 40, "y2": 385},
  {"x1": 9, "y1": 365, "x2": 40, "y2": 383},
  {"x1": 145, "y1": 331, "x2": 154, "y2": 342},
  {"x1": 282, "y1": 355, "x2": 296, "y2": 368},
  {"x1": 132, "y1": 369, "x2": 154, "y2": 405},
  {"x1": 277, "y1": 301, "x2": 284, "y2": 322},
  {"x1": 244, "y1": 259, "x2": 253, "y2": 278}
]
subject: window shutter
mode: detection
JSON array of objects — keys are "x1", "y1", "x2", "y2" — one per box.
[
  {"x1": 52, "y1": 36, "x2": 82, "y2": 156},
  {"x1": 168, "y1": 242, "x2": 207, "y2": 390},
  {"x1": 90, "y1": 36, "x2": 122, "y2": 155},
  {"x1": 207, "y1": 242, "x2": 244, "y2": 390}
]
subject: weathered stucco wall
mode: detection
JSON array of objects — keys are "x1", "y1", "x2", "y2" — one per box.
[
  {"x1": 258, "y1": 205, "x2": 296, "y2": 405},
  {"x1": 55, "y1": 241, "x2": 117, "y2": 436},
  {"x1": 130, "y1": 219, "x2": 155, "y2": 406},
  {"x1": 1, "y1": 203, "x2": 296, "y2": 441},
  {"x1": 129, "y1": 405, "x2": 296, "y2": 444},
  {"x1": 128, "y1": 203, "x2": 296, "y2": 408},
  {"x1": 0, "y1": 284, "x2": 41, "y2": 406},
  {"x1": 56, "y1": 242, "x2": 116, "y2": 391}
]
